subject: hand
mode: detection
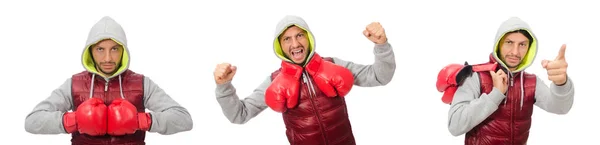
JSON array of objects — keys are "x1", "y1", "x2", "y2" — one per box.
[
  {"x1": 542, "y1": 44, "x2": 568, "y2": 85},
  {"x1": 363, "y1": 22, "x2": 387, "y2": 44},
  {"x1": 214, "y1": 63, "x2": 237, "y2": 85},
  {"x1": 107, "y1": 99, "x2": 141, "y2": 136},
  {"x1": 489, "y1": 69, "x2": 508, "y2": 94},
  {"x1": 68, "y1": 98, "x2": 108, "y2": 136},
  {"x1": 265, "y1": 61, "x2": 303, "y2": 113},
  {"x1": 305, "y1": 53, "x2": 354, "y2": 97}
]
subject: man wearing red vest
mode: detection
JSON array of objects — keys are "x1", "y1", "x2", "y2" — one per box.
[
  {"x1": 438, "y1": 17, "x2": 575, "y2": 145},
  {"x1": 25, "y1": 16, "x2": 193, "y2": 145},
  {"x1": 213, "y1": 15, "x2": 396, "y2": 145}
]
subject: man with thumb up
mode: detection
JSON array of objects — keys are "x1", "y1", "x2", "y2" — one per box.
[{"x1": 440, "y1": 17, "x2": 575, "y2": 145}]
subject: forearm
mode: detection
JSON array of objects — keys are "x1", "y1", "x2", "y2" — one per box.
[
  {"x1": 25, "y1": 110, "x2": 68, "y2": 134},
  {"x1": 143, "y1": 77, "x2": 193, "y2": 135},
  {"x1": 215, "y1": 78, "x2": 269, "y2": 124},
  {"x1": 534, "y1": 76, "x2": 575, "y2": 114},
  {"x1": 447, "y1": 73, "x2": 505, "y2": 136},
  {"x1": 24, "y1": 79, "x2": 73, "y2": 134},
  {"x1": 332, "y1": 42, "x2": 396, "y2": 87},
  {"x1": 448, "y1": 88, "x2": 505, "y2": 136},
  {"x1": 148, "y1": 107, "x2": 193, "y2": 135}
]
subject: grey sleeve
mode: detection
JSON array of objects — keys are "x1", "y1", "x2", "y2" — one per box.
[
  {"x1": 534, "y1": 76, "x2": 574, "y2": 114},
  {"x1": 215, "y1": 77, "x2": 271, "y2": 124},
  {"x1": 447, "y1": 73, "x2": 507, "y2": 136},
  {"x1": 144, "y1": 77, "x2": 193, "y2": 135},
  {"x1": 24, "y1": 79, "x2": 73, "y2": 134},
  {"x1": 331, "y1": 42, "x2": 396, "y2": 87}
]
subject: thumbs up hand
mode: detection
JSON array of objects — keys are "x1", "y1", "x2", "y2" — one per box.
[{"x1": 541, "y1": 44, "x2": 568, "y2": 85}]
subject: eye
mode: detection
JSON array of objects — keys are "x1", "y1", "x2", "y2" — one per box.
[
  {"x1": 297, "y1": 33, "x2": 304, "y2": 38},
  {"x1": 96, "y1": 47, "x2": 104, "y2": 51},
  {"x1": 506, "y1": 41, "x2": 513, "y2": 44},
  {"x1": 283, "y1": 37, "x2": 290, "y2": 41},
  {"x1": 111, "y1": 47, "x2": 119, "y2": 51}
]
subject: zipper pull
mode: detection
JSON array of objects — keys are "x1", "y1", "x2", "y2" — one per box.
[
  {"x1": 303, "y1": 72, "x2": 309, "y2": 83},
  {"x1": 104, "y1": 81, "x2": 109, "y2": 91}
]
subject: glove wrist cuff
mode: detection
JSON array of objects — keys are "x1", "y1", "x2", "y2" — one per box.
[
  {"x1": 138, "y1": 113, "x2": 152, "y2": 131},
  {"x1": 62, "y1": 112, "x2": 77, "y2": 133},
  {"x1": 305, "y1": 53, "x2": 323, "y2": 75}
]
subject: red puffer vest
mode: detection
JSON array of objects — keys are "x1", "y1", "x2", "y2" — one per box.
[
  {"x1": 465, "y1": 55, "x2": 537, "y2": 145},
  {"x1": 270, "y1": 57, "x2": 355, "y2": 145},
  {"x1": 70, "y1": 69, "x2": 146, "y2": 145}
]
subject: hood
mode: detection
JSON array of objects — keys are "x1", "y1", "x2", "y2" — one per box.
[
  {"x1": 491, "y1": 17, "x2": 538, "y2": 111},
  {"x1": 273, "y1": 15, "x2": 316, "y2": 66},
  {"x1": 491, "y1": 17, "x2": 538, "y2": 73},
  {"x1": 81, "y1": 16, "x2": 130, "y2": 79}
]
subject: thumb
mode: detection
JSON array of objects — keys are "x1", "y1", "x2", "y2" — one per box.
[
  {"x1": 541, "y1": 60, "x2": 550, "y2": 69},
  {"x1": 363, "y1": 30, "x2": 370, "y2": 37},
  {"x1": 555, "y1": 44, "x2": 567, "y2": 60},
  {"x1": 230, "y1": 66, "x2": 237, "y2": 76},
  {"x1": 489, "y1": 71, "x2": 496, "y2": 77}
]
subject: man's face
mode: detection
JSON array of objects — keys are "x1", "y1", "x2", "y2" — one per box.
[
  {"x1": 91, "y1": 39, "x2": 123, "y2": 75},
  {"x1": 279, "y1": 26, "x2": 309, "y2": 64},
  {"x1": 499, "y1": 32, "x2": 530, "y2": 69}
]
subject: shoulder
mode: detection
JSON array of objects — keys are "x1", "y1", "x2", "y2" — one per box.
[
  {"x1": 124, "y1": 69, "x2": 144, "y2": 77},
  {"x1": 322, "y1": 56, "x2": 334, "y2": 63},
  {"x1": 270, "y1": 68, "x2": 282, "y2": 81},
  {"x1": 522, "y1": 71, "x2": 537, "y2": 78},
  {"x1": 72, "y1": 71, "x2": 91, "y2": 80},
  {"x1": 521, "y1": 71, "x2": 538, "y2": 86},
  {"x1": 123, "y1": 69, "x2": 145, "y2": 80}
]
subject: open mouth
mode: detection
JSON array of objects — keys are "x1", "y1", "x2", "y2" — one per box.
[{"x1": 290, "y1": 48, "x2": 304, "y2": 61}]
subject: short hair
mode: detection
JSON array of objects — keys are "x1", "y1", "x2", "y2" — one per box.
[
  {"x1": 496, "y1": 29, "x2": 534, "y2": 56},
  {"x1": 507, "y1": 29, "x2": 533, "y2": 46}
]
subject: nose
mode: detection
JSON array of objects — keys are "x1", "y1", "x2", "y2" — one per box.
[
  {"x1": 291, "y1": 38, "x2": 301, "y2": 48},
  {"x1": 102, "y1": 51, "x2": 112, "y2": 62},
  {"x1": 508, "y1": 43, "x2": 519, "y2": 55}
]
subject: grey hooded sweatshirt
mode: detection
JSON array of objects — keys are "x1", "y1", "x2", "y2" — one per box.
[
  {"x1": 447, "y1": 17, "x2": 575, "y2": 136},
  {"x1": 24, "y1": 16, "x2": 193, "y2": 135},
  {"x1": 215, "y1": 15, "x2": 396, "y2": 125}
]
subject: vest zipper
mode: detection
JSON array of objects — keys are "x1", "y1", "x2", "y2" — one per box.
[
  {"x1": 104, "y1": 80, "x2": 110, "y2": 105},
  {"x1": 507, "y1": 69, "x2": 514, "y2": 87},
  {"x1": 103, "y1": 79, "x2": 112, "y2": 143},
  {"x1": 303, "y1": 71, "x2": 328, "y2": 144},
  {"x1": 105, "y1": 81, "x2": 109, "y2": 91},
  {"x1": 509, "y1": 73, "x2": 514, "y2": 144}
]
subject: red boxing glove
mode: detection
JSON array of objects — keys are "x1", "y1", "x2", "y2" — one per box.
[
  {"x1": 436, "y1": 64, "x2": 464, "y2": 92},
  {"x1": 63, "y1": 97, "x2": 108, "y2": 136},
  {"x1": 436, "y1": 64, "x2": 466, "y2": 104},
  {"x1": 265, "y1": 61, "x2": 303, "y2": 113},
  {"x1": 305, "y1": 53, "x2": 354, "y2": 97},
  {"x1": 436, "y1": 62, "x2": 498, "y2": 104},
  {"x1": 107, "y1": 99, "x2": 151, "y2": 136}
]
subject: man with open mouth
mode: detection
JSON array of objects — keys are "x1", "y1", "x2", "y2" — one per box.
[{"x1": 213, "y1": 15, "x2": 396, "y2": 145}]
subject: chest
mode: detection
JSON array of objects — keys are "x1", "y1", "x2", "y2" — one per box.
[
  {"x1": 71, "y1": 75, "x2": 145, "y2": 111},
  {"x1": 479, "y1": 72, "x2": 537, "y2": 117}
]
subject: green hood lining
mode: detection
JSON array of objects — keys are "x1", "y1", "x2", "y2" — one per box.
[
  {"x1": 273, "y1": 24, "x2": 315, "y2": 66},
  {"x1": 82, "y1": 38, "x2": 130, "y2": 78},
  {"x1": 492, "y1": 29, "x2": 537, "y2": 73}
]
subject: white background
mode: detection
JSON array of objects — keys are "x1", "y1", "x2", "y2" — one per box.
[{"x1": 1, "y1": 0, "x2": 597, "y2": 144}]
